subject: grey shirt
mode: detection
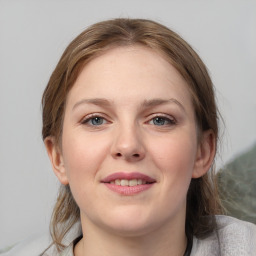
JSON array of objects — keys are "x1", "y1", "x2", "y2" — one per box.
[{"x1": 3, "y1": 216, "x2": 256, "y2": 256}]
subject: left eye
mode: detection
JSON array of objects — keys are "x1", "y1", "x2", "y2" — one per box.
[
  {"x1": 82, "y1": 116, "x2": 106, "y2": 126},
  {"x1": 150, "y1": 116, "x2": 175, "y2": 126}
]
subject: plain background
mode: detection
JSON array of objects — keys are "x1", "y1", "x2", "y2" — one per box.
[{"x1": 0, "y1": 0, "x2": 255, "y2": 248}]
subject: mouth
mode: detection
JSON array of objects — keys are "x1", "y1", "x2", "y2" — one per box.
[
  {"x1": 101, "y1": 172, "x2": 156, "y2": 195},
  {"x1": 101, "y1": 172, "x2": 156, "y2": 185},
  {"x1": 108, "y1": 179, "x2": 152, "y2": 186}
]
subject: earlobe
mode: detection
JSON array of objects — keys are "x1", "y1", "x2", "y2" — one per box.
[
  {"x1": 44, "y1": 137, "x2": 69, "y2": 185},
  {"x1": 192, "y1": 130, "x2": 216, "y2": 178}
]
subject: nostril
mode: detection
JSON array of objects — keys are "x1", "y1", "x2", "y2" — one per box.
[{"x1": 114, "y1": 152, "x2": 142, "y2": 159}]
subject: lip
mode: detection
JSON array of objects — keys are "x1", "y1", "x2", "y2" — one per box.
[
  {"x1": 101, "y1": 172, "x2": 156, "y2": 183},
  {"x1": 104, "y1": 183, "x2": 154, "y2": 195},
  {"x1": 101, "y1": 172, "x2": 156, "y2": 196}
]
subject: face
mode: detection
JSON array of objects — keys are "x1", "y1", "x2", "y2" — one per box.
[{"x1": 46, "y1": 45, "x2": 212, "y2": 237}]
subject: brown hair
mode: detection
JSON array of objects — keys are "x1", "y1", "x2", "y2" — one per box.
[{"x1": 42, "y1": 18, "x2": 222, "y2": 251}]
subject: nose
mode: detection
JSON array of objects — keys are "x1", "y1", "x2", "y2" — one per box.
[{"x1": 111, "y1": 125, "x2": 145, "y2": 162}]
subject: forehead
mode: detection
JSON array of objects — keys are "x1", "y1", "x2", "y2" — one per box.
[{"x1": 66, "y1": 45, "x2": 193, "y2": 111}]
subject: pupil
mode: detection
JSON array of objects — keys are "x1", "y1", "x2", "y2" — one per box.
[
  {"x1": 92, "y1": 117, "x2": 103, "y2": 125},
  {"x1": 154, "y1": 117, "x2": 165, "y2": 125}
]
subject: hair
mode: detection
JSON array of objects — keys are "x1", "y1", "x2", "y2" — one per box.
[{"x1": 42, "y1": 18, "x2": 223, "y2": 252}]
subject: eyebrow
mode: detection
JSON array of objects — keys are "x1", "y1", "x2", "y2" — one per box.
[
  {"x1": 72, "y1": 98, "x2": 185, "y2": 112},
  {"x1": 141, "y1": 98, "x2": 185, "y2": 112},
  {"x1": 72, "y1": 98, "x2": 112, "y2": 110}
]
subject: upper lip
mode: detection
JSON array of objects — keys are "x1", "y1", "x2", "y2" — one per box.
[{"x1": 101, "y1": 172, "x2": 156, "y2": 183}]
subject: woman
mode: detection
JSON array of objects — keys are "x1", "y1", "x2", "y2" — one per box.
[
  {"x1": 6, "y1": 18, "x2": 255, "y2": 256},
  {"x1": 40, "y1": 18, "x2": 256, "y2": 256}
]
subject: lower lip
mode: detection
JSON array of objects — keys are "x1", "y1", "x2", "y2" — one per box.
[{"x1": 104, "y1": 183, "x2": 154, "y2": 195}]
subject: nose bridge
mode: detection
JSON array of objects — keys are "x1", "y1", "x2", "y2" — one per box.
[{"x1": 111, "y1": 119, "x2": 145, "y2": 161}]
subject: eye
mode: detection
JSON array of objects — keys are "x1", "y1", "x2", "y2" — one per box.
[
  {"x1": 149, "y1": 116, "x2": 176, "y2": 126},
  {"x1": 82, "y1": 116, "x2": 107, "y2": 126}
]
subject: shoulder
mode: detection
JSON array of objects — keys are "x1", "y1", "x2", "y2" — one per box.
[
  {"x1": 0, "y1": 233, "x2": 74, "y2": 256},
  {"x1": 1, "y1": 230, "x2": 81, "y2": 256},
  {"x1": 0, "y1": 233, "x2": 52, "y2": 256},
  {"x1": 191, "y1": 215, "x2": 256, "y2": 256},
  {"x1": 216, "y1": 215, "x2": 256, "y2": 233},
  {"x1": 216, "y1": 215, "x2": 256, "y2": 254}
]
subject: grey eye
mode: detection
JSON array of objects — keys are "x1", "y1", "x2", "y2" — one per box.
[
  {"x1": 90, "y1": 117, "x2": 105, "y2": 125},
  {"x1": 152, "y1": 117, "x2": 168, "y2": 126},
  {"x1": 150, "y1": 116, "x2": 175, "y2": 126}
]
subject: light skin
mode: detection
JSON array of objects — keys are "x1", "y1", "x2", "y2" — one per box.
[{"x1": 45, "y1": 45, "x2": 215, "y2": 256}]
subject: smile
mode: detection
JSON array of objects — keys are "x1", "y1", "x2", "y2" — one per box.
[
  {"x1": 110, "y1": 179, "x2": 147, "y2": 186},
  {"x1": 101, "y1": 172, "x2": 156, "y2": 195}
]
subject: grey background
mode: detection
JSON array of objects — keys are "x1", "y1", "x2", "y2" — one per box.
[{"x1": 0, "y1": 0, "x2": 255, "y2": 248}]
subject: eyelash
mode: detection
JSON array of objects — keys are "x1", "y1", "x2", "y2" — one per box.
[
  {"x1": 81, "y1": 113, "x2": 176, "y2": 127},
  {"x1": 148, "y1": 114, "x2": 176, "y2": 126},
  {"x1": 81, "y1": 114, "x2": 108, "y2": 126}
]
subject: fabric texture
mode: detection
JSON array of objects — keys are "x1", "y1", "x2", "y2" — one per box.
[
  {"x1": 218, "y1": 144, "x2": 256, "y2": 224},
  {"x1": 190, "y1": 216, "x2": 256, "y2": 256},
  {"x1": 2, "y1": 216, "x2": 256, "y2": 256}
]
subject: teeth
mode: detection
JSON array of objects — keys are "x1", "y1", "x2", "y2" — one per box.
[
  {"x1": 115, "y1": 179, "x2": 121, "y2": 185},
  {"x1": 111, "y1": 179, "x2": 146, "y2": 186},
  {"x1": 129, "y1": 179, "x2": 137, "y2": 186},
  {"x1": 120, "y1": 179, "x2": 129, "y2": 186}
]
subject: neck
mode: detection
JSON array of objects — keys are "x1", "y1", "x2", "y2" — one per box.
[{"x1": 74, "y1": 216, "x2": 187, "y2": 256}]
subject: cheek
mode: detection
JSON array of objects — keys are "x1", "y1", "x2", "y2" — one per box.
[
  {"x1": 145, "y1": 131, "x2": 198, "y2": 217},
  {"x1": 61, "y1": 132, "x2": 109, "y2": 182},
  {"x1": 61, "y1": 132, "x2": 111, "y2": 209},
  {"x1": 148, "y1": 132, "x2": 197, "y2": 181}
]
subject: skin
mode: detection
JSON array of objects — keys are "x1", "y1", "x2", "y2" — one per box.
[{"x1": 45, "y1": 45, "x2": 215, "y2": 256}]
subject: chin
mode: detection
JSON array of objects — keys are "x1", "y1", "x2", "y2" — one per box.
[
  {"x1": 104, "y1": 221, "x2": 154, "y2": 238},
  {"x1": 97, "y1": 207, "x2": 162, "y2": 237}
]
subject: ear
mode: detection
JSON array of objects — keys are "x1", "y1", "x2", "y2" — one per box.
[
  {"x1": 44, "y1": 136, "x2": 69, "y2": 185},
  {"x1": 192, "y1": 130, "x2": 216, "y2": 178}
]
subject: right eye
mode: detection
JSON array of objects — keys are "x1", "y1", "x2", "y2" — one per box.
[{"x1": 81, "y1": 116, "x2": 107, "y2": 126}]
